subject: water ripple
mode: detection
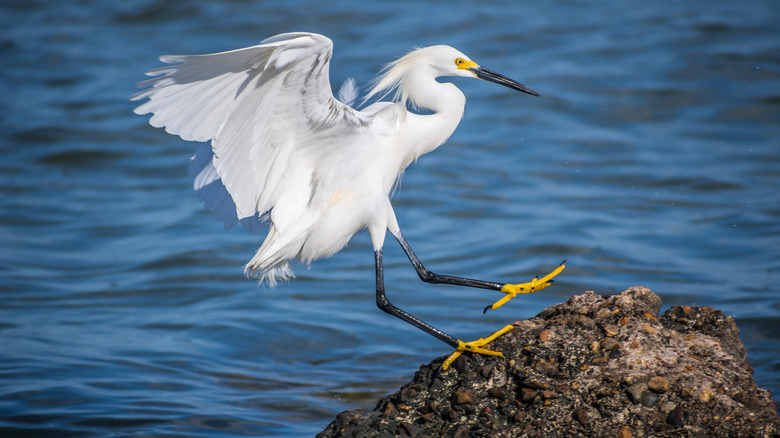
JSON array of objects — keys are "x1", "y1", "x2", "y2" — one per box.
[{"x1": 1, "y1": 0, "x2": 779, "y2": 436}]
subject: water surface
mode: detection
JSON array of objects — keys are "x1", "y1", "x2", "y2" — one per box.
[{"x1": 2, "y1": 0, "x2": 778, "y2": 436}]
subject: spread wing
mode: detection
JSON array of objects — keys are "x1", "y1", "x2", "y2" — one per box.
[{"x1": 131, "y1": 32, "x2": 368, "y2": 228}]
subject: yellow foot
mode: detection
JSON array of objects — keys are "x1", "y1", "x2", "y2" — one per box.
[
  {"x1": 484, "y1": 260, "x2": 566, "y2": 313},
  {"x1": 442, "y1": 324, "x2": 515, "y2": 370}
]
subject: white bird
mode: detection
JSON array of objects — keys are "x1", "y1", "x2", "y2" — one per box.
[{"x1": 132, "y1": 32, "x2": 564, "y2": 369}]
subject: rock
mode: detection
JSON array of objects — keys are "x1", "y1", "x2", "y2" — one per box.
[
  {"x1": 617, "y1": 425, "x2": 633, "y2": 438},
  {"x1": 642, "y1": 391, "x2": 660, "y2": 407},
  {"x1": 533, "y1": 360, "x2": 559, "y2": 377},
  {"x1": 626, "y1": 382, "x2": 648, "y2": 404},
  {"x1": 318, "y1": 287, "x2": 779, "y2": 438},
  {"x1": 604, "y1": 324, "x2": 621, "y2": 337},
  {"x1": 600, "y1": 336, "x2": 621, "y2": 351},
  {"x1": 666, "y1": 403, "x2": 685, "y2": 427},
  {"x1": 574, "y1": 405, "x2": 600, "y2": 426},
  {"x1": 452, "y1": 388, "x2": 476, "y2": 405},
  {"x1": 648, "y1": 376, "x2": 670, "y2": 393}
]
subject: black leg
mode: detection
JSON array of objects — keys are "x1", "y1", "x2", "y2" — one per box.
[
  {"x1": 374, "y1": 249, "x2": 459, "y2": 348},
  {"x1": 394, "y1": 232, "x2": 566, "y2": 313},
  {"x1": 395, "y1": 233, "x2": 504, "y2": 291}
]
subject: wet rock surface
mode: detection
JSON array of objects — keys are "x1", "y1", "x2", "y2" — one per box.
[{"x1": 318, "y1": 287, "x2": 779, "y2": 437}]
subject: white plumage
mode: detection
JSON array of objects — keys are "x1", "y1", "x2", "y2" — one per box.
[
  {"x1": 133, "y1": 32, "x2": 562, "y2": 365},
  {"x1": 132, "y1": 32, "x2": 540, "y2": 286}
]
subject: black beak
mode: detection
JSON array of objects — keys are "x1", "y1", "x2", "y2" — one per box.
[{"x1": 471, "y1": 66, "x2": 540, "y2": 96}]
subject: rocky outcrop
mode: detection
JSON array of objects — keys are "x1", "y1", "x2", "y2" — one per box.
[{"x1": 319, "y1": 287, "x2": 779, "y2": 437}]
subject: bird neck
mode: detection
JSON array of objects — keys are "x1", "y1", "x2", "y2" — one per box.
[
  {"x1": 405, "y1": 71, "x2": 465, "y2": 115},
  {"x1": 401, "y1": 77, "x2": 466, "y2": 166}
]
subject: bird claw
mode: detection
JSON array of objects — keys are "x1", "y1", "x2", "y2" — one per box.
[
  {"x1": 442, "y1": 324, "x2": 515, "y2": 370},
  {"x1": 483, "y1": 260, "x2": 566, "y2": 313}
]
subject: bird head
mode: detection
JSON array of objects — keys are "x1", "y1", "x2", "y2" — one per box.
[
  {"x1": 364, "y1": 45, "x2": 539, "y2": 106},
  {"x1": 436, "y1": 46, "x2": 540, "y2": 96}
]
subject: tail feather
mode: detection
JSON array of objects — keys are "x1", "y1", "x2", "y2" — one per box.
[
  {"x1": 244, "y1": 224, "x2": 305, "y2": 286},
  {"x1": 244, "y1": 260, "x2": 294, "y2": 287}
]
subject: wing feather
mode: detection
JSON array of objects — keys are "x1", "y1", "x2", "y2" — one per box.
[{"x1": 132, "y1": 32, "x2": 368, "y2": 228}]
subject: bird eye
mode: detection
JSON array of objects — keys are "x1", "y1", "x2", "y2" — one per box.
[{"x1": 455, "y1": 58, "x2": 464, "y2": 66}]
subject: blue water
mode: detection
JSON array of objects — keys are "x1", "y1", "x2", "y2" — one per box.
[{"x1": 2, "y1": 0, "x2": 778, "y2": 436}]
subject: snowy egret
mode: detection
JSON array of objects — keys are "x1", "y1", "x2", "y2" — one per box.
[{"x1": 132, "y1": 32, "x2": 564, "y2": 369}]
